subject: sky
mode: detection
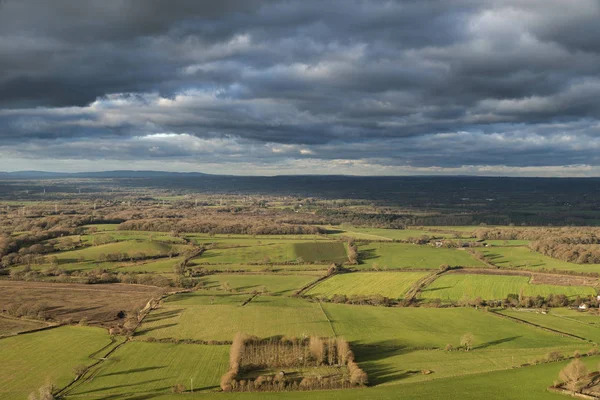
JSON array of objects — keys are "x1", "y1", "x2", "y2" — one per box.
[{"x1": 1, "y1": 0, "x2": 600, "y2": 176}]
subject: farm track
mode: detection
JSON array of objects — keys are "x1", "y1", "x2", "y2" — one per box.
[
  {"x1": 404, "y1": 269, "x2": 448, "y2": 301},
  {"x1": 54, "y1": 288, "x2": 190, "y2": 398},
  {"x1": 293, "y1": 272, "x2": 335, "y2": 296}
]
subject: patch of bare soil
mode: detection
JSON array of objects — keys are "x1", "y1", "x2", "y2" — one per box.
[{"x1": 0, "y1": 281, "x2": 165, "y2": 328}]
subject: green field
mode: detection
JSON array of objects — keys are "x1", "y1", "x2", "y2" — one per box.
[
  {"x1": 192, "y1": 263, "x2": 329, "y2": 273},
  {"x1": 145, "y1": 355, "x2": 599, "y2": 400},
  {"x1": 419, "y1": 273, "x2": 596, "y2": 302},
  {"x1": 68, "y1": 342, "x2": 229, "y2": 398},
  {"x1": 484, "y1": 240, "x2": 531, "y2": 246},
  {"x1": 323, "y1": 305, "x2": 580, "y2": 349},
  {"x1": 196, "y1": 242, "x2": 347, "y2": 264},
  {"x1": 0, "y1": 326, "x2": 113, "y2": 399},
  {"x1": 305, "y1": 271, "x2": 429, "y2": 299},
  {"x1": 136, "y1": 296, "x2": 334, "y2": 341},
  {"x1": 498, "y1": 309, "x2": 600, "y2": 343},
  {"x1": 324, "y1": 226, "x2": 457, "y2": 241},
  {"x1": 477, "y1": 246, "x2": 600, "y2": 273},
  {"x1": 358, "y1": 243, "x2": 486, "y2": 269},
  {"x1": 199, "y1": 273, "x2": 317, "y2": 295},
  {"x1": 54, "y1": 240, "x2": 186, "y2": 264},
  {"x1": 116, "y1": 256, "x2": 186, "y2": 273}
]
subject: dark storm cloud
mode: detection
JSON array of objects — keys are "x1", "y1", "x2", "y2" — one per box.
[{"x1": 1, "y1": 0, "x2": 600, "y2": 173}]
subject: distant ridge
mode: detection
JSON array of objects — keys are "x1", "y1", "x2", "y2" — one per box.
[{"x1": 0, "y1": 170, "x2": 213, "y2": 179}]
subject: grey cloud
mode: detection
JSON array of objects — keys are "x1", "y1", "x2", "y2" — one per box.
[{"x1": 1, "y1": 0, "x2": 600, "y2": 173}]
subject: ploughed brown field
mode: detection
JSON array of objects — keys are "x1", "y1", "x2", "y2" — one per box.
[{"x1": 0, "y1": 281, "x2": 165, "y2": 329}]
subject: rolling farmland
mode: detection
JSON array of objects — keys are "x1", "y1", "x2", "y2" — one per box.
[
  {"x1": 419, "y1": 273, "x2": 596, "y2": 302},
  {"x1": 305, "y1": 271, "x2": 429, "y2": 299},
  {"x1": 358, "y1": 243, "x2": 486, "y2": 269}
]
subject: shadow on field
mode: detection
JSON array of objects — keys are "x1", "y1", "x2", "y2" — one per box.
[
  {"x1": 475, "y1": 335, "x2": 521, "y2": 349},
  {"x1": 352, "y1": 341, "x2": 415, "y2": 385},
  {"x1": 419, "y1": 286, "x2": 453, "y2": 293},
  {"x1": 359, "y1": 248, "x2": 379, "y2": 262},
  {"x1": 135, "y1": 323, "x2": 178, "y2": 335},
  {"x1": 142, "y1": 308, "x2": 183, "y2": 322}
]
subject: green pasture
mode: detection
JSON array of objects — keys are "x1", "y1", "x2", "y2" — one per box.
[
  {"x1": 195, "y1": 242, "x2": 347, "y2": 264},
  {"x1": 68, "y1": 342, "x2": 228, "y2": 398},
  {"x1": 305, "y1": 271, "x2": 429, "y2": 299},
  {"x1": 419, "y1": 273, "x2": 596, "y2": 302},
  {"x1": 198, "y1": 274, "x2": 316, "y2": 295},
  {"x1": 0, "y1": 326, "x2": 113, "y2": 399},
  {"x1": 324, "y1": 226, "x2": 456, "y2": 241},
  {"x1": 322, "y1": 305, "x2": 580, "y2": 350},
  {"x1": 483, "y1": 240, "x2": 531, "y2": 246},
  {"x1": 136, "y1": 296, "x2": 333, "y2": 341},
  {"x1": 477, "y1": 246, "x2": 600, "y2": 273},
  {"x1": 358, "y1": 243, "x2": 486, "y2": 269},
  {"x1": 498, "y1": 309, "x2": 600, "y2": 343}
]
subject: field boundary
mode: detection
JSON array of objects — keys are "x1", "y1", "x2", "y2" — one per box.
[
  {"x1": 404, "y1": 269, "x2": 448, "y2": 301},
  {"x1": 318, "y1": 302, "x2": 337, "y2": 337},
  {"x1": 488, "y1": 309, "x2": 591, "y2": 342},
  {"x1": 293, "y1": 272, "x2": 336, "y2": 296}
]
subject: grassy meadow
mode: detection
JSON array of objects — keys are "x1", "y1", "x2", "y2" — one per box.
[
  {"x1": 198, "y1": 273, "x2": 317, "y2": 295},
  {"x1": 136, "y1": 295, "x2": 335, "y2": 341},
  {"x1": 196, "y1": 241, "x2": 347, "y2": 265},
  {"x1": 477, "y1": 246, "x2": 600, "y2": 273},
  {"x1": 67, "y1": 342, "x2": 229, "y2": 398},
  {"x1": 0, "y1": 326, "x2": 113, "y2": 399},
  {"x1": 305, "y1": 271, "x2": 429, "y2": 299},
  {"x1": 358, "y1": 243, "x2": 486, "y2": 269},
  {"x1": 419, "y1": 273, "x2": 596, "y2": 302}
]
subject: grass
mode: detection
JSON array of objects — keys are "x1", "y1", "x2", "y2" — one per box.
[
  {"x1": 484, "y1": 240, "x2": 531, "y2": 246},
  {"x1": 305, "y1": 272, "x2": 429, "y2": 299},
  {"x1": 136, "y1": 296, "x2": 334, "y2": 341},
  {"x1": 0, "y1": 326, "x2": 113, "y2": 399},
  {"x1": 419, "y1": 273, "x2": 596, "y2": 302},
  {"x1": 325, "y1": 226, "x2": 456, "y2": 241},
  {"x1": 68, "y1": 342, "x2": 229, "y2": 398},
  {"x1": 53, "y1": 240, "x2": 185, "y2": 264},
  {"x1": 0, "y1": 315, "x2": 47, "y2": 336},
  {"x1": 198, "y1": 274, "x2": 317, "y2": 295},
  {"x1": 196, "y1": 242, "x2": 346, "y2": 264},
  {"x1": 498, "y1": 309, "x2": 600, "y2": 343},
  {"x1": 146, "y1": 353, "x2": 600, "y2": 400},
  {"x1": 358, "y1": 243, "x2": 486, "y2": 269},
  {"x1": 116, "y1": 256, "x2": 186, "y2": 273},
  {"x1": 477, "y1": 246, "x2": 600, "y2": 273},
  {"x1": 322, "y1": 305, "x2": 581, "y2": 349}
]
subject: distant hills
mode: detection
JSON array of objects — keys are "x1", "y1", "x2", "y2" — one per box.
[{"x1": 0, "y1": 170, "x2": 213, "y2": 179}]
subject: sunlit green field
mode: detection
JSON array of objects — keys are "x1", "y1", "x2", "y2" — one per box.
[
  {"x1": 67, "y1": 342, "x2": 229, "y2": 398},
  {"x1": 198, "y1": 273, "x2": 317, "y2": 295},
  {"x1": 145, "y1": 356, "x2": 600, "y2": 400},
  {"x1": 358, "y1": 243, "x2": 486, "y2": 269},
  {"x1": 305, "y1": 271, "x2": 429, "y2": 299},
  {"x1": 419, "y1": 273, "x2": 596, "y2": 301},
  {"x1": 498, "y1": 309, "x2": 600, "y2": 343},
  {"x1": 477, "y1": 246, "x2": 600, "y2": 273},
  {"x1": 136, "y1": 296, "x2": 334, "y2": 341},
  {"x1": 0, "y1": 326, "x2": 113, "y2": 399},
  {"x1": 324, "y1": 226, "x2": 456, "y2": 241}
]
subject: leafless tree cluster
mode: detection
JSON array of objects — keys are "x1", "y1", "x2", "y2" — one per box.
[{"x1": 221, "y1": 333, "x2": 367, "y2": 392}]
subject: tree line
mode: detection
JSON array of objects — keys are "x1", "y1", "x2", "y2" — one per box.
[{"x1": 221, "y1": 333, "x2": 367, "y2": 392}]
